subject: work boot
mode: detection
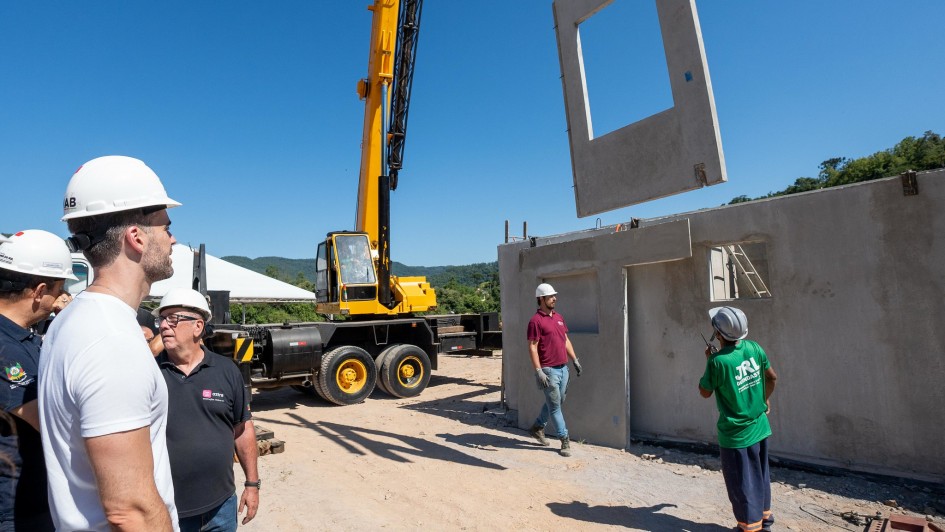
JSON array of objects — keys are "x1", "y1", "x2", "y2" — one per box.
[
  {"x1": 528, "y1": 424, "x2": 550, "y2": 446},
  {"x1": 559, "y1": 436, "x2": 571, "y2": 457}
]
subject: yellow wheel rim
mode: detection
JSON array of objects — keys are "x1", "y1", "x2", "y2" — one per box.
[
  {"x1": 336, "y1": 359, "x2": 368, "y2": 394},
  {"x1": 397, "y1": 356, "x2": 424, "y2": 389}
]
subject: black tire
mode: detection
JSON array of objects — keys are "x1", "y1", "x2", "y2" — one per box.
[
  {"x1": 380, "y1": 344, "x2": 431, "y2": 398},
  {"x1": 312, "y1": 377, "x2": 331, "y2": 402},
  {"x1": 373, "y1": 349, "x2": 394, "y2": 395},
  {"x1": 317, "y1": 345, "x2": 377, "y2": 405}
]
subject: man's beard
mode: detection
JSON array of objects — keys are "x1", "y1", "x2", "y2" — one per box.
[{"x1": 143, "y1": 239, "x2": 174, "y2": 284}]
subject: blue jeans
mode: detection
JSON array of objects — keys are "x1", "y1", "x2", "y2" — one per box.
[
  {"x1": 534, "y1": 364, "x2": 570, "y2": 439},
  {"x1": 0, "y1": 509, "x2": 55, "y2": 532},
  {"x1": 179, "y1": 494, "x2": 238, "y2": 532}
]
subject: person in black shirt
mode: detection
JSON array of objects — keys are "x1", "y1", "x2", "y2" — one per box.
[{"x1": 153, "y1": 288, "x2": 259, "y2": 531}]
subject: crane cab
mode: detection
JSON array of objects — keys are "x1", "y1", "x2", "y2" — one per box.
[{"x1": 315, "y1": 231, "x2": 436, "y2": 318}]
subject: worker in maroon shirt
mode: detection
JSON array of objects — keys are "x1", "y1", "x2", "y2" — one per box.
[{"x1": 526, "y1": 283, "x2": 583, "y2": 457}]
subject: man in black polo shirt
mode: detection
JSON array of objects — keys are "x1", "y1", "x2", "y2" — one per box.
[{"x1": 154, "y1": 288, "x2": 259, "y2": 531}]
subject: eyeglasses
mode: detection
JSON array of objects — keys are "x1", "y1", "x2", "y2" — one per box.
[{"x1": 156, "y1": 313, "x2": 201, "y2": 328}]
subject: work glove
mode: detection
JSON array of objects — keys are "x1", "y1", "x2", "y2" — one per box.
[
  {"x1": 535, "y1": 369, "x2": 550, "y2": 390},
  {"x1": 573, "y1": 358, "x2": 583, "y2": 377}
]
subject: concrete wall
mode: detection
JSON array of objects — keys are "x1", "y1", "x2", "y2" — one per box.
[{"x1": 499, "y1": 169, "x2": 945, "y2": 482}]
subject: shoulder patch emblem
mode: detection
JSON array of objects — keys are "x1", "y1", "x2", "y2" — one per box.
[{"x1": 5, "y1": 363, "x2": 26, "y2": 382}]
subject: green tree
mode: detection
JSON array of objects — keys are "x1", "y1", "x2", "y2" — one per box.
[
  {"x1": 294, "y1": 272, "x2": 314, "y2": 292},
  {"x1": 264, "y1": 265, "x2": 286, "y2": 281},
  {"x1": 730, "y1": 131, "x2": 944, "y2": 203},
  {"x1": 782, "y1": 176, "x2": 825, "y2": 195}
]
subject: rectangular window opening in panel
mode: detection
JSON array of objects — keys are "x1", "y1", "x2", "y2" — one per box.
[
  {"x1": 577, "y1": 0, "x2": 673, "y2": 140},
  {"x1": 708, "y1": 242, "x2": 772, "y2": 301}
]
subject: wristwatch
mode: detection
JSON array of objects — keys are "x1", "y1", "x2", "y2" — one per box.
[{"x1": 244, "y1": 479, "x2": 261, "y2": 489}]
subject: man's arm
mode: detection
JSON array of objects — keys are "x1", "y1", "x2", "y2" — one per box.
[
  {"x1": 9, "y1": 399, "x2": 40, "y2": 431},
  {"x1": 564, "y1": 336, "x2": 578, "y2": 362},
  {"x1": 85, "y1": 427, "x2": 173, "y2": 531},
  {"x1": 699, "y1": 349, "x2": 714, "y2": 398},
  {"x1": 528, "y1": 340, "x2": 541, "y2": 370},
  {"x1": 234, "y1": 419, "x2": 260, "y2": 525},
  {"x1": 763, "y1": 367, "x2": 778, "y2": 412},
  {"x1": 763, "y1": 367, "x2": 778, "y2": 400}
]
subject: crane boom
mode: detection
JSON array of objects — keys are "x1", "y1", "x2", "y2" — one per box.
[
  {"x1": 316, "y1": 0, "x2": 435, "y2": 317},
  {"x1": 354, "y1": 0, "x2": 422, "y2": 235},
  {"x1": 387, "y1": 0, "x2": 423, "y2": 191}
]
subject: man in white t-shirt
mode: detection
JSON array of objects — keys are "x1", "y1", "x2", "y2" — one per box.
[{"x1": 39, "y1": 156, "x2": 182, "y2": 531}]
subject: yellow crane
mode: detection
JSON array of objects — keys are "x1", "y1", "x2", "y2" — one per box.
[
  {"x1": 314, "y1": 0, "x2": 437, "y2": 318},
  {"x1": 196, "y1": 0, "x2": 500, "y2": 407}
]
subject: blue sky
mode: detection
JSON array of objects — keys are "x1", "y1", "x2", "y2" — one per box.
[{"x1": 2, "y1": 1, "x2": 943, "y2": 266}]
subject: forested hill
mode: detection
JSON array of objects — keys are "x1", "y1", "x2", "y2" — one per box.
[
  {"x1": 729, "y1": 130, "x2": 944, "y2": 204},
  {"x1": 220, "y1": 255, "x2": 498, "y2": 289}
]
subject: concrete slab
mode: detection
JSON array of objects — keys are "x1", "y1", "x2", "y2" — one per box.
[{"x1": 553, "y1": 0, "x2": 726, "y2": 216}]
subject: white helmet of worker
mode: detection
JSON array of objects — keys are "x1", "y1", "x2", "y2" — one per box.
[
  {"x1": 153, "y1": 287, "x2": 212, "y2": 321},
  {"x1": 0, "y1": 230, "x2": 78, "y2": 280},
  {"x1": 708, "y1": 306, "x2": 748, "y2": 342},
  {"x1": 62, "y1": 155, "x2": 181, "y2": 221},
  {"x1": 535, "y1": 283, "x2": 557, "y2": 298}
]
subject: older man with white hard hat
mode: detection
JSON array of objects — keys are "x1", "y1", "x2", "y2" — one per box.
[
  {"x1": 39, "y1": 155, "x2": 181, "y2": 531},
  {"x1": 153, "y1": 287, "x2": 259, "y2": 531},
  {"x1": 0, "y1": 230, "x2": 76, "y2": 531}
]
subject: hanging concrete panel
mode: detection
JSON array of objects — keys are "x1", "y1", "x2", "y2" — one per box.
[{"x1": 553, "y1": 0, "x2": 726, "y2": 216}]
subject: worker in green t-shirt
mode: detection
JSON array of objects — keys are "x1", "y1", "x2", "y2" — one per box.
[{"x1": 699, "y1": 306, "x2": 778, "y2": 532}]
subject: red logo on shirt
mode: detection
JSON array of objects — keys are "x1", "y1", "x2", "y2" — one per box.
[{"x1": 202, "y1": 389, "x2": 212, "y2": 398}]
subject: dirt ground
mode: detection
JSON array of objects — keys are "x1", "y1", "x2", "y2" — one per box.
[{"x1": 238, "y1": 353, "x2": 942, "y2": 531}]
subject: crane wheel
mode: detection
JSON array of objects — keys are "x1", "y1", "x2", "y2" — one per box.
[
  {"x1": 379, "y1": 344, "x2": 431, "y2": 398},
  {"x1": 317, "y1": 345, "x2": 377, "y2": 405},
  {"x1": 373, "y1": 350, "x2": 394, "y2": 395}
]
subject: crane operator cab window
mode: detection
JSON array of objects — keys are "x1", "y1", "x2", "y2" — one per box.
[{"x1": 317, "y1": 233, "x2": 378, "y2": 303}]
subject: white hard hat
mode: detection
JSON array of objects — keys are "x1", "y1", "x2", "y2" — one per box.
[
  {"x1": 0, "y1": 230, "x2": 78, "y2": 280},
  {"x1": 535, "y1": 283, "x2": 557, "y2": 298},
  {"x1": 153, "y1": 287, "x2": 212, "y2": 321},
  {"x1": 709, "y1": 306, "x2": 748, "y2": 342},
  {"x1": 62, "y1": 155, "x2": 181, "y2": 221}
]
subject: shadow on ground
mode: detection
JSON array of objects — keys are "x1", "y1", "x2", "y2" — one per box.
[
  {"x1": 547, "y1": 501, "x2": 730, "y2": 531},
  {"x1": 251, "y1": 413, "x2": 507, "y2": 470},
  {"x1": 438, "y1": 431, "x2": 558, "y2": 454},
  {"x1": 247, "y1": 386, "x2": 332, "y2": 412}
]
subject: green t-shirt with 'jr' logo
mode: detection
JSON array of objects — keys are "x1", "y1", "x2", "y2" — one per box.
[{"x1": 699, "y1": 339, "x2": 771, "y2": 449}]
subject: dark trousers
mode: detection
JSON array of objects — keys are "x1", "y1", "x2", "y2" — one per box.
[{"x1": 720, "y1": 438, "x2": 774, "y2": 531}]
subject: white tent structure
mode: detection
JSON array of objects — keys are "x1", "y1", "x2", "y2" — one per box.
[{"x1": 70, "y1": 244, "x2": 317, "y2": 303}]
